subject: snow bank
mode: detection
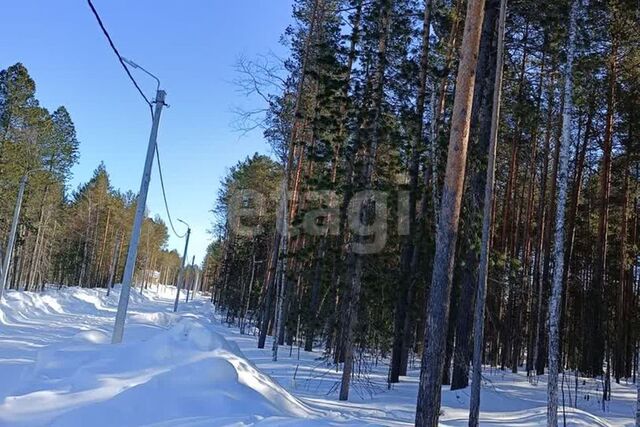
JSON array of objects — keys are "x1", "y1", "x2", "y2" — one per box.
[
  {"x1": 4, "y1": 286, "x2": 636, "y2": 426},
  {"x1": 0, "y1": 287, "x2": 332, "y2": 427}
]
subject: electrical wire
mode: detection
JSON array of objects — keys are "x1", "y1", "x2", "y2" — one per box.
[
  {"x1": 87, "y1": 0, "x2": 186, "y2": 240},
  {"x1": 86, "y1": 0, "x2": 154, "y2": 119},
  {"x1": 155, "y1": 143, "x2": 187, "y2": 239}
]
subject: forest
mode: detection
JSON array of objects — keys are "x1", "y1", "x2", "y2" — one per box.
[
  {"x1": 201, "y1": 0, "x2": 640, "y2": 424},
  {"x1": 0, "y1": 63, "x2": 183, "y2": 294},
  {"x1": 1, "y1": 0, "x2": 639, "y2": 424}
]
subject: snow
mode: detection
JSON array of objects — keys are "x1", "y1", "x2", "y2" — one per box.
[{"x1": 0, "y1": 285, "x2": 637, "y2": 426}]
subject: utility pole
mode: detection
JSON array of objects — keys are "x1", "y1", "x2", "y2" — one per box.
[
  {"x1": 112, "y1": 89, "x2": 166, "y2": 344},
  {"x1": 0, "y1": 175, "x2": 27, "y2": 300},
  {"x1": 193, "y1": 267, "x2": 201, "y2": 296},
  {"x1": 185, "y1": 255, "x2": 195, "y2": 303},
  {"x1": 173, "y1": 225, "x2": 191, "y2": 312}
]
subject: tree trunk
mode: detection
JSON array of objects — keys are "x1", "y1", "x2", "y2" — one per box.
[
  {"x1": 547, "y1": 1, "x2": 577, "y2": 424},
  {"x1": 414, "y1": 0, "x2": 486, "y2": 422},
  {"x1": 616, "y1": 163, "x2": 629, "y2": 382},
  {"x1": 106, "y1": 233, "x2": 121, "y2": 297},
  {"x1": 559, "y1": 106, "x2": 591, "y2": 370},
  {"x1": 259, "y1": 235, "x2": 278, "y2": 349},
  {"x1": 390, "y1": 0, "x2": 433, "y2": 384},
  {"x1": 450, "y1": 0, "x2": 500, "y2": 391},
  {"x1": 271, "y1": 0, "x2": 323, "y2": 361},
  {"x1": 589, "y1": 39, "x2": 617, "y2": 376},
  {"x1": 468, "y1": 0, "x2": 506, "y2": 423},
  {"x1": 339, "y1": 0, "x2": 391, "y2": 401},
  {"x1": 536, "y1": 79, "x2": 562, "y2": 376},
  {"x1": 636, "y1": 348, "x2": 640, "y2": 426},
  {"x1": 79, "y1": 205, "x2": 92, "y2": 287},
  {"x1": 304, "y1": 242, "x2": 323, "y2": 351}
]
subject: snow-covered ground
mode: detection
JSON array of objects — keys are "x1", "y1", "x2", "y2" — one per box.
[{"x1": 0, "y1": 285, "x2": 637, "y2": 426}]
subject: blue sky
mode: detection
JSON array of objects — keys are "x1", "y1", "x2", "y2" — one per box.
[{"x1": 1, "y1": 1, "x2": 293, "y2": 263}]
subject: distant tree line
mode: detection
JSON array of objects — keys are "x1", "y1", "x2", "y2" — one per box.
[{"x1": 0, "y1": 63, "x2": 181, "y2": 292}]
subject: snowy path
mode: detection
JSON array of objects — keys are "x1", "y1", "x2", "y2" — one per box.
[{"x1": 0, "y1": 286, "x2": 637, "y2": 426}]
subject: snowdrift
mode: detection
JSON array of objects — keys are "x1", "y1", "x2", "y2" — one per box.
[
  {"x1": 2, "y1": 286, "x2": 637, "y2": 426},
  {"x1": 0, "y1": 287, "x2": 325, "y2": 427}
]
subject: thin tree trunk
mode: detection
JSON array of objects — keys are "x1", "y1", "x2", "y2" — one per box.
[
  {"x1": 271, "y1": 0, "x2": 323, "y2": 361},
  {"x1": 616, "y1": 163, "x2": 629, "y2": 381},
  {"x1": 560, "y1": 105, "x2": 591, "y2": 369},
  {"x1": 529, "y1": 65, "x2": 554, "y2": 375},
  {"x1": 390, "y1": 0, "x2": 433, "y2": 384},
  {"x1": 536, "y1": 74, "x2": 562, "y2": 376},
  {"x1": 468, "y1": 0, "x2": 506, "y2": 423},
  {"x1": 304, "y1": 242, "x2": 323, "y2": 351},
  {"x1": 519, "y1": 53, "x2": 546, "y2": 374},
  {"x1": 590, "y1": 38, "x2": 617, "y2": 376},
  {"x1": 106, "y1": 233, "x2": 121, "y2": 297},
  {"x1": 26, "y1": 206, "x2": 46, "y2": 291},
  {"x1": 339, "y1": 0, "x2": 391, "y2": 400},
  {"x1": 547, "y1": 1, "x2": 577, "y2": 424},
  {"x1": 320, "y1": 0, "x2": 362, "y2": 360},
  {"x1": 636, "y1": 348, "x2": 640, "y2": 425},
  {"x1": 259, "y1": 237, "x2": 277, "y2": 349},
  {"x1": 79, "y1": 205, "x2": 92, "y2": 287},
  {"x1": 241, "y1": 253, "x2": 257, "y2": 334}
]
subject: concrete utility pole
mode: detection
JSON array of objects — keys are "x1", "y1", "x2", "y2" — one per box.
[
  {"x1": 0, "y1": 175, "x2": 27, "y2": 300},
  {"x1": 173, "y1": 223, "x2": 191, "y2": 312},
  {"x1": 112, "y1": 89, "x2": 166, "y2": 344},
  {"x1": 185, "y1": 255, "x2": 196, "y2": 303},
  {"x1": 193, "y1": 267, "x2": 201, "y2": 296}
]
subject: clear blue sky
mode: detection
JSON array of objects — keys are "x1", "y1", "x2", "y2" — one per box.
[{"x1": 1, "y1": 1, "x2": 293, "y2": 264}]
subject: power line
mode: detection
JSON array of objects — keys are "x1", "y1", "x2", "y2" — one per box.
[
  {"x1": 86, "y1": 0, "x2": 153, "y2": 119},
  {"x1": 155, "y1": 143, "x2": 187, "y2": 239},
  {"x1": 87, "y1": 0, "x2": 185, "y2": 240}
]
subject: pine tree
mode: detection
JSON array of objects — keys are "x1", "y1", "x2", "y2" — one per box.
[{"x1": 415, "y1": 0, "x2": 487, "y2": 423}]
